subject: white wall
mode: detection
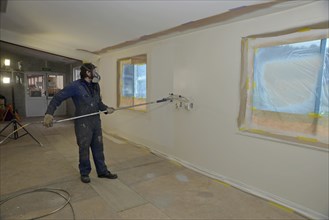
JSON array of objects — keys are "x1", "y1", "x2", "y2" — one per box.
[{"x1": 99, "y1": 1, "x2": 329, "y2": 219}]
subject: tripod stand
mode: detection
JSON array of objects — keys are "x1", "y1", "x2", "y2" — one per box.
[
  {"x1": 0, "y1": 118, "x2": 42, "y2": 145},
  {"x1": 0, "y1": 69, "x2": 42, "y2": 146}
]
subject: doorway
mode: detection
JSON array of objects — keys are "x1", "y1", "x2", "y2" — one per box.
[{"x1": 25, "y1": 72, "x2": 66, "y2": 117}]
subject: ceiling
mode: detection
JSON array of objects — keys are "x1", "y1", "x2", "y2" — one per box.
[
  {"x1": 0, "y1": 41, "x2": 82, "y2": 64},
  {"x1": 0, "y1": 0, "x2": 315, "y2": 62}
]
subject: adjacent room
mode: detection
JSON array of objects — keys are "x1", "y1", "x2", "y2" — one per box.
[{"x1": 0, "y1": 0, "x2": 328, "y2": 219}]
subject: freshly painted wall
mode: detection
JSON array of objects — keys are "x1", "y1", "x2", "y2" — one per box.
[{"x1": 98, "y1": 1, "x2": 329, "y2": 219}]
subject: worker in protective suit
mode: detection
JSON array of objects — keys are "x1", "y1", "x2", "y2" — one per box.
[{"x1": 43, "y1": 63, "x2": 117, "y2": 183}]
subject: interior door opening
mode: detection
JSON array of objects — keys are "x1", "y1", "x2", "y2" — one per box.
[{"x1": 25, "y1": 72, "x2": 66, "y2": 117}]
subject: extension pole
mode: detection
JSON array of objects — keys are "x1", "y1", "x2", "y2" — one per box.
[
  {"x1": 0, "y1": 97, "x2": 171, "y2": 145},
  {"x1": 55, "y1": 97, "x2": 170, "y2": 123},
  {"x1": 115, "y1": 97, "x2": 169, "y2": 111}
]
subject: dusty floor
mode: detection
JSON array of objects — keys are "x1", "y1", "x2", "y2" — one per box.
[{"x1": 0, "y1": 118, "x2": 307, "y2": 219}]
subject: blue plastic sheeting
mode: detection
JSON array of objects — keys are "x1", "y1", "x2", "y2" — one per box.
[{"x1": 252, "y1": 39, "x2": 328, "y2": 116}]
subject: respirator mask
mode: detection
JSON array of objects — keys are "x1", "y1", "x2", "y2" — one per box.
[{"x1": 90, "y1": 68, "x2": 101, "y2": 83}]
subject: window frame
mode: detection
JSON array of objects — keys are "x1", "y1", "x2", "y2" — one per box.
[
  {"x1": 117, "y1": 54, "x2": 147, "y2": 111},
  {"x1": 238, "y1": 28, "x2": 329, "y2": 150}
]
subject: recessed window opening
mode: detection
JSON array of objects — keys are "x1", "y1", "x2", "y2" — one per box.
[
  {"x1": 238, "y1": 29, "x2": 328, "y2": 149},
  {"x1": 117, "y1": 54, "x2": 147, "y2": 111}
]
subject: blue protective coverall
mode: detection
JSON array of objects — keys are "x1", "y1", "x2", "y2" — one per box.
[{"x1": 46, "y1": 79, "x2": 109, "y2": 176}]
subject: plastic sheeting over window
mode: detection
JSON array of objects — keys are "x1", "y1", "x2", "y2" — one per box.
[{"x1": 238, "y1": 28, "x2": 329, "y2": 150}]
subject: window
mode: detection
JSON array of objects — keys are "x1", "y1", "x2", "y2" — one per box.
[
  {"x1": 27, "y1": 75, "x2": 44, "y2": 97},
  {"x1": 47, "y1": 75, "x2": 64, "y2": 97},
  {"x1": 117, "y1": 54, "x2": 147, "y2": 111},
  {"x1": 238, "y1": 29, "x2": 328, "y2": 149},
  {"x1": 73, "y1": 66, "x2": 80, "y2": 81}
]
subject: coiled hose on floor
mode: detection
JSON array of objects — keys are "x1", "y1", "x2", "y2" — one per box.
[{"x1": 0, "y1": 187, "x2": 75, "y2": 220}]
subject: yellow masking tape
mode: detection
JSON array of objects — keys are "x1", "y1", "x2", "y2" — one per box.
[
  {"x1": 239, "y1": 127, "x2": 248, "y2": 131},
  {"x1": 170, "y1": 160, "x2": 182, "y2": 167},
  {"x1": 297, "y1": 136, "x2": 318, "y2": 143},
  {"x1": 298, "y1": 27, "x2": 311, "y2": 32},
  {"x1": 252, "y1": 107, "x2": 257, "y2": 111},
  {"x1": 249, "y1": 129, "x2": 266, "y2": 134},
  {"x1": 269, "y1": 201, "x2": 294, "y2": 213},
  {"x1": 214, "y1": 179, "x2": 231, "y2": 187},
  {"x1": 246, "y1": 78, "x2": 250, "y2": 90},
  {"x1": 308, "y1": 113, "x2": 322, "y2": 118},
  {"x1": 252, "y1": 81, "x2": 256, "y2": 89},
  {"x1": 135, "y1": 144, "x2": 150, "y2": 152}
]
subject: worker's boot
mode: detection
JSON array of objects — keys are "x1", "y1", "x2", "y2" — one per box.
[
  {"x1": 80, "y1": 175, "x2": 91, "y2": 183},
  {"x1": 98, "y1": 170, "x2": 118, "y2": 179}
]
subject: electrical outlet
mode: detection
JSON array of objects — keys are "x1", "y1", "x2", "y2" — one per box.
[{"x1": 185, "y1": 102, "x2": 193, "y2": 110}]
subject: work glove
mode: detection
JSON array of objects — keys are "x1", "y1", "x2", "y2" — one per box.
[
  {"x1": 43, "y1": 114, "x2": 54, "y2": 127},
  {"x1": 105, "y1": 107, "x2": 115, "y2": 114}
]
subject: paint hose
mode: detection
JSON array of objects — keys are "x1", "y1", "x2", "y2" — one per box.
[{"x1": 0, "y1": 188, "x2": 75, "y2": 220}]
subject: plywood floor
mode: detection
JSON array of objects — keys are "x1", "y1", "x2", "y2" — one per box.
[{"x1": 0, "y1": 118, "x2": 307, "y2": 219}]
